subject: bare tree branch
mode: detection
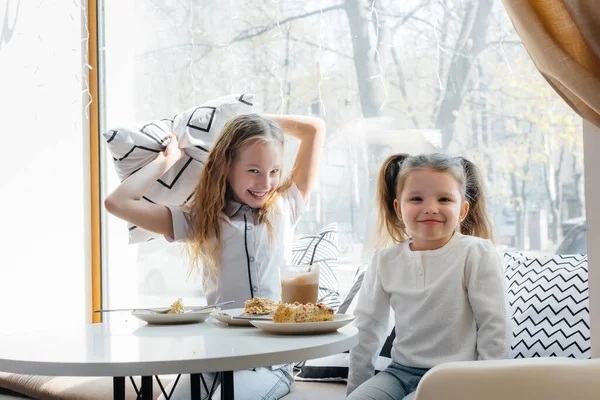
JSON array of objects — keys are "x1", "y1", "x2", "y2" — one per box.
[
  {"x1": 510, "y1": 134, "x2": 534, "y2": 249},
  {"x1": 139, "y1": 42, "x2": 212, "y2": 57},
  {"x1": 172, "y1": 47, "x2": 214, "y2": 72},
  {"x1": 434, "y1": 0, "x2": 494, "y2": 149},
  {"x1": 384, "y1": 0, "x2": 434, "y2": 30},
  {"x1": 485, "y1": 40, "x2": 522, "y2": 47},
  {"x1": 391, "y1": 46, "x2": 421, "y2": 128},
  {"x1": 433, "y1": 0, "x2": 451, "y2": 118},
  {"x1": 344, "y1": 0, "x2": 387, "y2": 117},
  {"x1": 231, "y1": 4, "x2": 344, "y2": 44},
  {"x1": 465, "y1": 100, "x2": 573, "y2": 130},
  {"x1": 288, "y1": 36, "x2": 353, "y2": 59},
  {"x1": 542, "y1": 134, "x2": 566, "y2": 241}
]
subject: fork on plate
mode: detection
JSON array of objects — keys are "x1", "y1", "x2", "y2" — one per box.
[{"x1": 94, "y1": 300, "x2": 234, "y2": 314}]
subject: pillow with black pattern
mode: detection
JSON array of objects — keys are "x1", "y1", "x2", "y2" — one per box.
[
  {"x1": 102, "y1": 93, "x2": 254, "y2": 244},
  {"x1": 291, "y1": 223, "x2": 340, "y2": 311},
  {"x1": 503, "y1": 252, "x2": 590, "y2": 359},
  {"x1": 296, "y1": 263, "x2": 395, "y2": 381}
]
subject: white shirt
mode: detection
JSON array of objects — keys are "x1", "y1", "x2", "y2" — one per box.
[
  {"x1": 166, "y1": 181, "x2": 306, "y2": 310},
  {"x1": 348, "y1": 232, "x2": 509, "y2": 394}
]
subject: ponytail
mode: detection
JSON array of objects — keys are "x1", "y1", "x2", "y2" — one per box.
[
  {"x1": 457, "y1": 157, "x2": 494, "y2": 241},
  {"x1": 375, "y1": 154, "x2": 410, "y2": 248}
]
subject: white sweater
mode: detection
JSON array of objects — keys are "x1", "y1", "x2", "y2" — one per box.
[{"x1": 348, "y1": 232, "x2": 509, "y2": 394}]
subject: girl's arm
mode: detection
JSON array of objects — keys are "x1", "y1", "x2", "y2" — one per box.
[
  {"x1": 104, "y1": 134, "x2": 184, "y2": 238},
  {"x1": 467, "y1": 241, "x2": 510, "y2": 360},
  {"x1": 262, "y1": 114, "x2": 326, "y2": 202},
  {"x1": 347, "y1": 251, "x2": 392, "y2": 395}
]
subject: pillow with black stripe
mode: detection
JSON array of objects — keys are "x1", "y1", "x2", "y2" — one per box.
[
  {"x1": 102, "y1": 93, "x2": 254, "y2": 243},
  {"x1": 503, "y1": 252, "x2": 590, "y2": 359},
  {"x1": 291, "y1": 223, "x2": 340, "y2": 311},
  {"x1": 296, "y1": 263, "x2": 394, "y2": 381}
]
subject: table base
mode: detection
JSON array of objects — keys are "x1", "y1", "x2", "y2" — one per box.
[{"x1": 113, "y1": 372, "x2": 234, "y2": 400}]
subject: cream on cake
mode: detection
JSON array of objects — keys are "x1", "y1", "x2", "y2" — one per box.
[
  {"x1": 272, "y1": 302, "x2": 334, "y2": 323},
  {"x1": 243, "y1": 297, "x2": 279, "y2": 315}
]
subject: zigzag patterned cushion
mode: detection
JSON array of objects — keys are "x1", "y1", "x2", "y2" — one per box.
[
  {"x1": 291, "y1": 223, "x2": 340, "y2": 311},
  {"x1": 504, "y1": 252, "x2": 590, "y2": 359},
  {"x1": 102, "y1": 93, "x2": 254, "y2": 243}
]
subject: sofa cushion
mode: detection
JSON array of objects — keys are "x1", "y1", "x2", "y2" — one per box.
[
  {"x1": 284, "y1": 381, "x2": 416, "y2": 400},
  {"x1": 285, "y1": 381, "x2": 346, "y2": 399},
  {"x1": 0, "y1": 373, "x2": 171, "y2": 400},
  {"x1": 504, "y1": 252, "x2": 590, "y2": 359},
  {"x1": 291, "y1": 223, "x2": 340, "y2": 310}
]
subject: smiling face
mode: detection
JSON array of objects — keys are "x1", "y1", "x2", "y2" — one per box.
[
  {"x1": 227, "y1": 140, "x2": 283, "y2": 208},
  {"x1": 394, "y1": 168, "x2": 470, "y2": 251}
]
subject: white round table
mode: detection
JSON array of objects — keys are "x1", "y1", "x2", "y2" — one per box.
[{"x1": 0, "y1": 319, "x2": 358, "y2": 400}]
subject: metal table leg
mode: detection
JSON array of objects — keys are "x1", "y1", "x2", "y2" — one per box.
[
  {"x1": 188, "y1": 371, "x2": 234, "y2": 399},
  {"x1": 221, "y1": 371, "x2": 234, "y2": 400},
  {"x1": 141, "y1": 376, "x2": 153, "y2": 399},
  {"x1": 113, "y1": 377, "x2": 125, "y2": 400},
  {"x1": 191, "y1": 373, "x2": 201, "y2": 400}
]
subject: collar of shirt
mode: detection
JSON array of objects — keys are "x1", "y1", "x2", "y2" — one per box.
[{"x1": 224, "y1": 199, "x2": 259, "y2": 218}]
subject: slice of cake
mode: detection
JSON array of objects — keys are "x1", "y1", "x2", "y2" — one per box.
[
  {"x1": 243, "y1": 297, "x2": 279, "y2": 315},
  {"x1": 272, "y1": 302, "x2": 335, "y2": 323},
  {"x1": 167, "y1": 298, "x2": 184, "y2": 314}
]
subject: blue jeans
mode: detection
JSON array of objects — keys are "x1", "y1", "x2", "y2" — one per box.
[
  {"x1": 158, "y1": 365, "x2": 294, "y2": 400},
  {"x1": 347, "y1": 362, "x2": 429, "y2": 400}
]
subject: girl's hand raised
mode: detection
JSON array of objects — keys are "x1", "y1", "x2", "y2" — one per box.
[
  {"x1": 262, "y1": 114, "x2": 325, "y2": 202},
  {"x1": 163, "y1": 134, "x2": 184, "y2": 162}
]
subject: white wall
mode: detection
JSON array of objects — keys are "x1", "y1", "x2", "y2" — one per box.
[
  {"x1": 0, "y1": 1, "x2": 90, "y2": 333},
  {"x1": 583, "y1": 120, "x2": 600, "y2": 358}
]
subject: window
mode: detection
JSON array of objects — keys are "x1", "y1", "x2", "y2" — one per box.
[{"x1": 99, "y1": 0, "x2": 585, "y2": 312}]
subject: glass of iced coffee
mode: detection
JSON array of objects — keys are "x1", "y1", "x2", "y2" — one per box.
[{"x1": 280, "y1": 264, "x2": 320, "y2": 304}]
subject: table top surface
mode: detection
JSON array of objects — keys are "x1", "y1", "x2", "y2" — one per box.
[{"x1": 0, "y1": 319, "x2": 358, "y2": 377}]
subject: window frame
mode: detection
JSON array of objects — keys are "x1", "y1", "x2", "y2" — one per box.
[
  {"x1": 582, "y1": 120, "x2": 599, "y2": 358},
  {"x1": 88, "y1": 0, "x2": 102, "y2": 324}
]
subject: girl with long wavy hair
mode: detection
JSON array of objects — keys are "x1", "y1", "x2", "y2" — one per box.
[{"x1": 105, "y1": 113, "x2": 325, "y2": 400}]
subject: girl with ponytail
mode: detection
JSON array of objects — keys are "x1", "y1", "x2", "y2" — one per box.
[{"x1": 348, "y1": 153, "x2": 508, "y2": 400}]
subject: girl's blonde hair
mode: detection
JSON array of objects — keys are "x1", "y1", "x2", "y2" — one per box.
[
  {"x1": 375, "y1": 153, "x2": 493, "y2": 248},
  {"x1": 185, "y1": 114, "x2": 291, "y2": 277}
]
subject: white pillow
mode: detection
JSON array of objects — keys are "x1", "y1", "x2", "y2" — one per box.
[{"x1": 103, "y1": 93, "x2": 255, "y2": 243}]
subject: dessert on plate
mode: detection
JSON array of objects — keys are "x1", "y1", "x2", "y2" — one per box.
[
  {"x1": 150, "y1": 298, "x2": 185, "y2": 314},
  {"x1": 272, "y1": 302, "x2": 334, "y2": 323},
  {"x1": 243, "y1": 297, "x2": 279, "y2": 315},
  {"x1": 167, "y1": 298, "x2": 185, "y2": 314}
]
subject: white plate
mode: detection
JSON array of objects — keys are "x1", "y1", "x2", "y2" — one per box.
[
  {"x1": 250, "y1": 314, "x2": 355, "y2": 335},
  {"x1": 211, "y1": 308, "x2": 272, "y2": 327},
  {"x1": 132, "y1": 307, "x2": 212, "y2": 325}
]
